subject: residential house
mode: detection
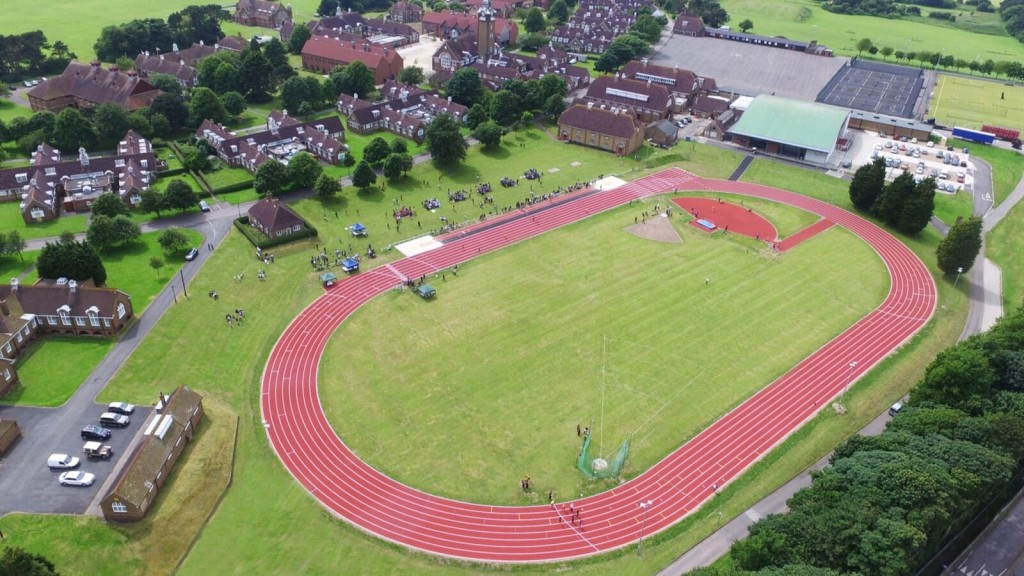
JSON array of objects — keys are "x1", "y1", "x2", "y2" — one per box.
[
  {"x1": 0, "y1": 277, "x2": 134, "y2": 342},
  {"x1": 702, "y1": 108, "x2": 742, "y2": 140},
  {"x1": 0, "y1": 420, "x2": 20, "y2": 454},
  {"x1": 464, "y1": 0, "x2": 519, "y2": 18},
  {"x1": 389, "y1": 1, "x2": 424, "y2": 22},
  {"x1": 233, "y1": 0, "x2": 292, "y2": 28},
  {"x1": 27, "y1": 61, "x2": 160, "y2": 113},
  {"x1": 690, "y1": 93, "x2": 732, "y2": 119},
  {"x1": 673, "y1": 13, "x2": 705, "y2": 36},
  {"x1": 101, "y1": 387, "x2": 204, "y2": 521},
  {"x1": 248, "y1": 197, "x2": 308, "y2": 238},
  {"x1": 301, "y1": 35, "x2": 404, "y2": 84},
  {"x1": 0, "y1": 132, "x2": 160, "y2": 223},
  {"x1": 583, "y1": 75, "x2": 671, "y2": 123},
  {"x1": 363, "y1": 18, "x2": 420, "y2": 47},
  {"x1": 133, "y1": 40, "x2": 238, "y2": 87},
  {"x1": 646, "y1": 119, "x2": 678, "y2": 145},
  {"x1": 620, "y1": 60, "x2": 716, "y2": 113},
  {"x1": 550, "y1": 0, "x2": 641, "y2": 54},
  {"x1": 339, "y1": 84, "x2": 468, "y2": 143},
  {"x1": 195, "y1": 112, "x2": 347, "y2": 173},
  {"x1": 0, "y1": 359, "x2": 17, "y2": 400},
  {"x1": 422, "y1": 12, "x2": 518, "y2": 47},
  {"x1": 557, "y1": 103, "x2": 645, "y2": 156}
]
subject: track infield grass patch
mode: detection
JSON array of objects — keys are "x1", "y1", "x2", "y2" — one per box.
[{"x1": 318, "y1": 201, "x2": 889, "y2": 504}]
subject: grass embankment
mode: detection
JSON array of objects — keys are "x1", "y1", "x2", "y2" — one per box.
[{"x1": 0, "y1": 202, "x2": 88, "y2": 241}]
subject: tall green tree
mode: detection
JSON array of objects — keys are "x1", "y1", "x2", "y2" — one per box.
[
  {"x1": 855, "y1": 37, "x2": 874, "y2": 55},
  {"x1": 425, "y1": 114, "x2": 468, "y2": 167},
  {"x1": 254, "y1": 160, "x2": 289, "y2": 197},
  {"x1": 314, "y1": 172, "x2": 341, "y2": 200},
  {"x1": 288, "y1": 24, "x2": 312, "y2": 54},
  {"x1": 897, "y1": 177, "x2": 936, "y2": 234},
  {"x1": 37, "y1": 236, "x2": 107, "y2": 285},
  {"x1": 140, "y1": 189, "x2": 166, "y2": 216},
  {"x1": 473, "y1": 120, "x2": 503, "y2": 148},
  {"x1": 158, "y1": 227, "x2": 191, "y2": 253},
  {"x1": 0, "y1": 546, "x2": 61, "y2": 576},
  {"x1": 363, "y1": 136, "x2": 392, "y2": 165},
  {"x1": 280, "y1": 75, "x2": 324, "y2": 114},
  {"x1": 150, "y1": 93, "x2": 189, "y2": 129},
  {"x1": 398, "y1": 66, "x2": 425, "y2": 85},
  {"x1": 872, "y1": 171, "x2": 915, "y2": 226},
  {"x1": 286, "y1": 151, "x2": 323, "y2": 189},
  {"x1": 164, "y1": 178, "x2": 199, "y2": 211},
  {"x1": 221, "y1": 91, "x2": 247, "y2": 117},
  {"x1": 334, "y1": 61, "x2": 376, "y2": 99},
  {"x1": 52, "y1": 107, "x2": 94, "y2": 152},
  {"x1": 524, "y1": 8, "x2": 547, "y2": 33},
  {"x1": 848, "y1": 157, "x2": 886, "y2": 211},
  {"x1": 188, "y1": 87, "x2": 227, "y2": 126},
  {"x1": 351, "y1": 160, "x2": 377, "y2": 190},
  {"x1": 490, "y1": 91, "x2": 522, "y2": 126},
  {"x1": 445, "y1": 67, "x2": 485, "y2": 107},
  {"x1": 382, "y1": 153, "x2": 404, "y2": 180},
  {"x1": 738, "y1": 18, "x2": 754, "y2": 33},
  {"x1": 465, "y1": 103, "x2": 489, "y2": 130},
  {"x1": 238, "y1": 48, "x2": 274, "y2": 102},
  {"x1": 548, "y1": 0, "x2": 570, "y2": 24},
  {"x1": 93, "y1": 103, "x2": 131, "y2": 146},
  {"x1": 91, "y1": 192, "x2": 130, "y2": 218},
  {"x1": 0, "y1": 230, "x2": 26, "y2": 261},
  {"x1": 936, "y1": 216, "x2": 982, "y2": 275}
]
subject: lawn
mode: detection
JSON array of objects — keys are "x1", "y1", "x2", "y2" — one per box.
[
  {"x1": 930, "y1": 75, "x2": 1024, "y2": 133},
  {"x1": 0, "y1": 99, "x2": 32, "y2": 123},
  {"x1": 152, "y1": 172, "x2": 202, "y2": 194},
  {"x1": 0, "y1": 251, "x2": 38, "y2": 281},
  {"x1": 201, "y1": 166, "x2": 253, "y2": 191},
  {"x1": 989, "y1": 202, "x2": 1024, "y2": 309},
  {"x1": 933, "y1": 189, "x2": 974, "y2": 227},
  {"x1": 0, "y1": 136, "x2": 968, "y2": 575},
  {"x1": 718, "y1": 0, "x2": 1024, "y2": 60},
  {"x1": 97, "y1": 228, "x2": 204, "y2": 311},
  {"x1": 319, "y1": 202, "x2": 888, "y2": 504},
  {"x1": 0, "y1": 202, "x2": 88, "y2": 241}
]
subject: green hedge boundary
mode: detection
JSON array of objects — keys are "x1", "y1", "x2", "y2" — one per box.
[
  {"x1": 212, "y1": 180, "x2": 255, "y2": 195},
  {"x1": 233, "y1": 216, "x2": 318, "y2": 249}
]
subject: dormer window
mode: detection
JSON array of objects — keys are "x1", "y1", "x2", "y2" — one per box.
[
  {"x1": 45, "y1": 167, "x2": 56, "y2": 176},
  {"x1": 58, "y1": 305, "x2": 71, "y2": 326},
  {"x1": 15, "y1": 173, "x2": 27, "y2": 184},
  {"x1": 87, "y1": 305, "x2": 100, "y2": 327}
]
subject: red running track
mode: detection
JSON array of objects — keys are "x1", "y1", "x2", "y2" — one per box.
[{"x1": 261, "y1": 167, "x2": 936, "y2": 563}]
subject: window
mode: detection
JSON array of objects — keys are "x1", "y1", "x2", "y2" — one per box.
[
  {"x1": 75, "y1": 316, "x2": 85, "y2": 326},
  {"x1": 2, "y1": 369, "x2": 9, "y2": 381},
  {"x1": 111, "y1": 502, "x2": 128, "y2": 514},
  {"x1": 30, "y1": 208, "x2": 45, "y2": 219},
  {"x1": 117, "y1": 303, "x2": 126, "y2": 319},
  {"x1": 103, "y1": 319, "x2": 110, "y2": 327},
  {"x1": 440, "y1": 53, "x2": 452, "y2": 69},
  {"x1": 15, "y1": 332, "x2": 22, "y2": 343},
  {"x1": 3, "y1": 344, "x2": 10, "y2": 354},
  {"x1": 59, "y1": 310, "x2": 70, "y2": 326},
  {"x1": 47, "y1": 316, "x2": 57, "y2": 325},
  {"x1": 15, "y1": 173, "x2": 27, "y2": 184},
  {"x1": 88, "y1": 312, "x2": 99, "y2": 327}
]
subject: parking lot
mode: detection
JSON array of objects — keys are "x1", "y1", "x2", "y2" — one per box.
[
  {"x1": 0, "y1": 402, "x2": 151, "y2": 514},
  {"x1": 836, "y1": 131, "x2": 975, "y2": 194}
]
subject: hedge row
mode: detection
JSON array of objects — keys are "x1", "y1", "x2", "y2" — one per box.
[
  {"x1": 233, "y1": 216, "x2": 319, "y2": 249},
  {"x1": 160, "y1": 167, "x2": 188, "y2": 177},
  {"x1": 212, "y1": 180, "x2": 255, "y2": 195}
]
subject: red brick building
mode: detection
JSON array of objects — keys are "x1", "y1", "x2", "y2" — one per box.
[
  {"x1": 300, "y1": 35, "x2": 404, "y2": 84},
  {"x1": 557, "y1": 103, "x2": 645, "y2": 156},
  {"x1": 27, "y1": 62, "x2": 160, "y2": 113}
]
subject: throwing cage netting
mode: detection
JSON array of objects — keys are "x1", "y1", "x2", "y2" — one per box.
[{"x1": 577, "y1": 433, "x2": 630, "y2": 480}]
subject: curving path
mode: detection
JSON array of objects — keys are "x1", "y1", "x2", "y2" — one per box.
[{"x1": 260, "y1": 168, "x2": 936, "y2": 563}]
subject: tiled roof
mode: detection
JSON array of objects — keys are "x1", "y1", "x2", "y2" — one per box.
[
  {"x1": 6, "y1": 280, "x2": 124, "y2": 317},
  {"x1": 31, "y1": 143, "x2": 61, "y2": 166},
  {"x1": 301, "y1": 35, "x2": 402, "y2": 70},
  {"x1": 585, "y1": 75, "x2": 670, "y2": 112},
  {"x1": 28, "y1": 62, "x2": 160, "y2": 111},
  {"x1": 621, "y1": 60, "x2": 699, "y2": 95},
  {"x1": 558, "y1": 104, "x2": 643, "y2": 138},
  {"x1": 691, "y1": 93, "x2": 731, "y2": 115},
  {"x1": 364, "y1": 18, "x2": 418, "y2": 37},
  {"x1": 248, "y1": 197, "x2": 306, "y2": 232},
  {"x1": 133, "y1": 54, "x2": 198, "y2": 84},
  {"x1": 673, "y1": 13, "x2": 705, "y2": 34}
]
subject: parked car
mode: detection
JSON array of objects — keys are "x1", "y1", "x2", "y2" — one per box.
[
  {"x1": 889, "y1": 401, "x2": 904, "y2": 416},
  {"x1": 107, "y1": 401, "x2": 135, "y2": 415},
  {"x1": 81, "y1": 425, "x2": 111, "y2": 441},
  {"x1": 185, "y1": 248, "x2": 199, "y2": 261},
  {"x1": 58, "y1": 471, "x2": 95, "y2": 487},
  {"x1": 47, "y1": 454, "x2": 80, "y2": 469},
  {"x1": 199, "y1": 200, "x2": 211, "y2": 212},
  {"x1": 99, "y1": 412, "x2": 130, "y2": 428},
  {"x1": 83, "y1": 441, "x2": 113, "y2": 459}
]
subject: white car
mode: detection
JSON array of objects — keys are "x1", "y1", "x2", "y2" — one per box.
[
  {"x1": 47, "y1": 454, "x2": 80, "y2": 469},
  {"x1": 59, "y1": 470, "x2": 95, "y2": 486},
  {"x1": 107, "y1": 401, "x2": 135, "y2": 415}
]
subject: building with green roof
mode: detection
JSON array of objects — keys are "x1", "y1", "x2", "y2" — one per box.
[{"x1": 727, "y1": 95, "x2": 850, "y2": 167}]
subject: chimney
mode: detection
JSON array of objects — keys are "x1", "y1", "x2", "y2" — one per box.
[
  {"x1": 0, "y1": 300, "x2": 8, "y2": 316},
  {"x1": 68, "y1": 279, "x2": 77, "y2": 293},
  {"x1": 200, "y1": 39, "x2": 205, "y2": 46},
  {"x1": 78, "y1": 147, "x2": 90, "y2": 167},
  {"x1": 173, "y1": 42, "x2": 180, "y2": 52}
]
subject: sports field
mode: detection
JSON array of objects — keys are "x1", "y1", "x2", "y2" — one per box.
[
  {"x1": 319, "y1": 199, "x2": 889, "y2": 504},
  {"x1": 929, "y1": 74, "x2": 1024, "y2": 132}
]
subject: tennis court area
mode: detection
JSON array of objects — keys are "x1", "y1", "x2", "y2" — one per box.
[{"x1": 817, "y1": 59, "x2": 924, "y2": 118}]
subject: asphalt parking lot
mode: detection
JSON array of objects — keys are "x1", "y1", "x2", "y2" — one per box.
[
  {"x1": 838, "y1": 131, "x2": 975, "y2": 193},
  {"x1": 0, "y1": 402, "x2": 151, "y2": 514}
]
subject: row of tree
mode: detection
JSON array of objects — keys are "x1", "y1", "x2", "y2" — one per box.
[
  {"x1": 705, "y1": 301, "x2": 1024, "y2": 575},
  {"x1": 196, "y1": 37, "x2": 293, "y2": 103},
  {"x1": 0, "y1": 31, "x2": 75, "y2": 78},
  {"x1": 93, "y1": 4, "x2": 228, "y2": 63},
  {"x1": 1000, "y1": 0, "x2": 1024, "y2": 42},
  {"x1": 37, "y1": 232, "x2": 107, "y2": 286},
  {"x1": 854, "y1": 38, "x2": 1024, "y2": 80},
  {"x1": 848, "y1": 157, "x2": 935, "y2": 234}
]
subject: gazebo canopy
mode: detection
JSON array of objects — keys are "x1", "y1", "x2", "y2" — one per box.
[
  {"x1": 351, "y1": 223, "x2": 367, "y2": 236},
  {"x1": 415, "y1": 284, "x2": 436, "y2": 298},
  {"x1": 320, "y1": 272, "x2": 338, "y2": 284}
]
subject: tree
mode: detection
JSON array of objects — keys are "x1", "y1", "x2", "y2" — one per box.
[
  {"x1": 872, "y1": 171, "x2": 915, "y2": 226},
  {"x1": 474, "y1": 120, "x2": 503, "y2": 148},
  {"x1": 288, "y1": 24, "x2": 312, "y2": 54},
  {"x1": 936, "y1": 216, "x2": 982, "y2": 275},
  {"x1": 158, "y1": 227, "x2": 191, "y2": 253},
  {"x1": 364, "y1": 136, "x2": 393, "y2": 165},
  {"x1": 38, "y1": 236, "x2": 107, "y2": 285},
  {"x1": 52, "y1": 107, "x2": 94, "y2": 151},
  {"x1": 382, "y1": 153, "x2": 405, "y2": 180},
  {"x1": 913, "y1": 342, "x2": 997, "y2": 411},
  {"x1": 148, "y1": 113, "x2": 172, "y2": 138},
  {"x1": 687, "y1": 0, "x2": 729, "y2": 28},
  {"x1": 0, "y1": 546, "x2": 60, "y2": 576},
  {"x1": 549, "y1": 0, "x2": 570, "y2": 23},
  {"x1": 524, "y1": 8, "x2": 547, "y2": 33},
  {"x1": 545, "y1": 93, "x2": 566, "y2": 118},
  {"x1": 281, "y1": 76, "x2": 323, "y2": 114},
  {"x1": 519, "y1": 110, "x2": 534, "y2": 130},
  {"x1": 127, "y1": 111, "x2": 152, "y2": 138},
  {"x1": 188, "y1": 87, "x2": 227, "y2": 126},
  {"x1": 897, "y1": 177, "x2": 936, "y2": 234},
  {"x1": 238, "y1": 49, "x2": 274, "y2": 101},
  {"x1": 400, "y1": 153, "x2": 414, "y2": 176},
  {"x1": 314, "y1": 172, "x2": 341, "y2": 200},
  {"x1": 221, "y1": 91, "x2": 247, "y2": 117},
  {"x1": 93, "y1": 103, "x2": 131, "y2": 147},
  {"x1": 318, "y1": 0, "x2": 340, "y2": 16},
  {"x1": 91, "y1": 192, "x2": 130, "y2": 218},
  {"x1": 150, "y1": 256, "x2": 165, "y2": 278},
  {"x1": 164, "y1": 178, "x2": 199, "y2": 211},
  {"x1": 391, "y1": 138, "x2": 409, "y2": 154},
  {"x1": 490, "y1": 90, "x2": 523, "y2": 126},
  {"x1": 426, "y1": 113, "x2": 468, "y2": 167},
  {"x1": 254, "y1": 160, "x2": 289, "y2": 197},
  {"x1": 140, "y1": 189, "x2": 166, "y2": 216},
  {"x1": 180, "y1": 143, "x2": 212, "y2": 172},
  {"x1": 594, "y1": 41, "x2": 637, "y2": 73},
  {"x1": 446, "y1": 67, "x2": 485, "y2": 107},
  {"x1": 335, "y1": 61, "x2": 376, "y2": 99},
  {"x1": 263, "y1": 38, "x2": 289, "y2": 70},
  {"x1": 466, "y1": 103, "x2": 489, "y2": 130},
  {"x1": 738, "y1": 18, "x2": 754, "y2": 33},
  {"x1": 880, "y1": 46, "x2": 894, "y2": 60},
  {"x1": 848, "y1": 157, "x2": 886, "y2": 211},
  {"x1": 148, "y1": 72, "x2": 184, "y2": 95},
  {"x1": 150, "y1": 93, "x2": 188, "y2": 129},
  {"x1": 111, "y1": 215, "x2": 142, "y2": 245},
  {"x1": 519, "y1": 33, "x2": 550, "y2": 51},
  {"x1": 855, "y1": 37, "x2": 874, "y2": 56},
  {"x1": 286, "y1": 151, "x2": 323, "y2": 189},
  {"x1": 351, "y1": 160, "x2": 378, "y2": 190},
  {"x1": 399, "y1": 66, "x2": 425, "y2": 85},
  {"x1": 0, "y1": 231, "x2": 26, "y2": 261},
  {"x1": 895, "y1": 50, "x2": 906, "y2": 61}
]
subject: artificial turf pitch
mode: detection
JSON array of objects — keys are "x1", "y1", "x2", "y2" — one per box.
[{"x1": 319, "y1": 198, "x2": 889, "y2": 505}]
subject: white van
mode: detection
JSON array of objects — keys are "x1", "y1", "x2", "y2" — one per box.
[
  {"x1": 888, "y1": 401, "x2": 904, "y2": 416},
  {"x1": 47, "y1": 454, "x2": 80, "y2": 469}
]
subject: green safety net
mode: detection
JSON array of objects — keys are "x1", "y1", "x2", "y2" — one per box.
[{"x1": 576, "y1": 433, "x2": 630, "y2": 480}]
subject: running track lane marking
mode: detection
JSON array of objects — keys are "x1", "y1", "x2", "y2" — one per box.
[{"x1": 260, "y1": 167, "x2": 936, "y2": 563}]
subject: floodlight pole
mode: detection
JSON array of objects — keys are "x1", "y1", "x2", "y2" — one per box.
[
  {"x1": 945, "y1": 267, "x2": 964, "y2": 309},
  {"x1": 840, "y1": 360, "x2": 858, "y2": 408},
  {"x1": 637, "y1": 500, "x2": 653, "y2": 555}
]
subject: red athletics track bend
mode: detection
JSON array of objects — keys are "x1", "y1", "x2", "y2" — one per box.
[{"x1": 261, "y1": 167, "x2": 936, "y2": 563}]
